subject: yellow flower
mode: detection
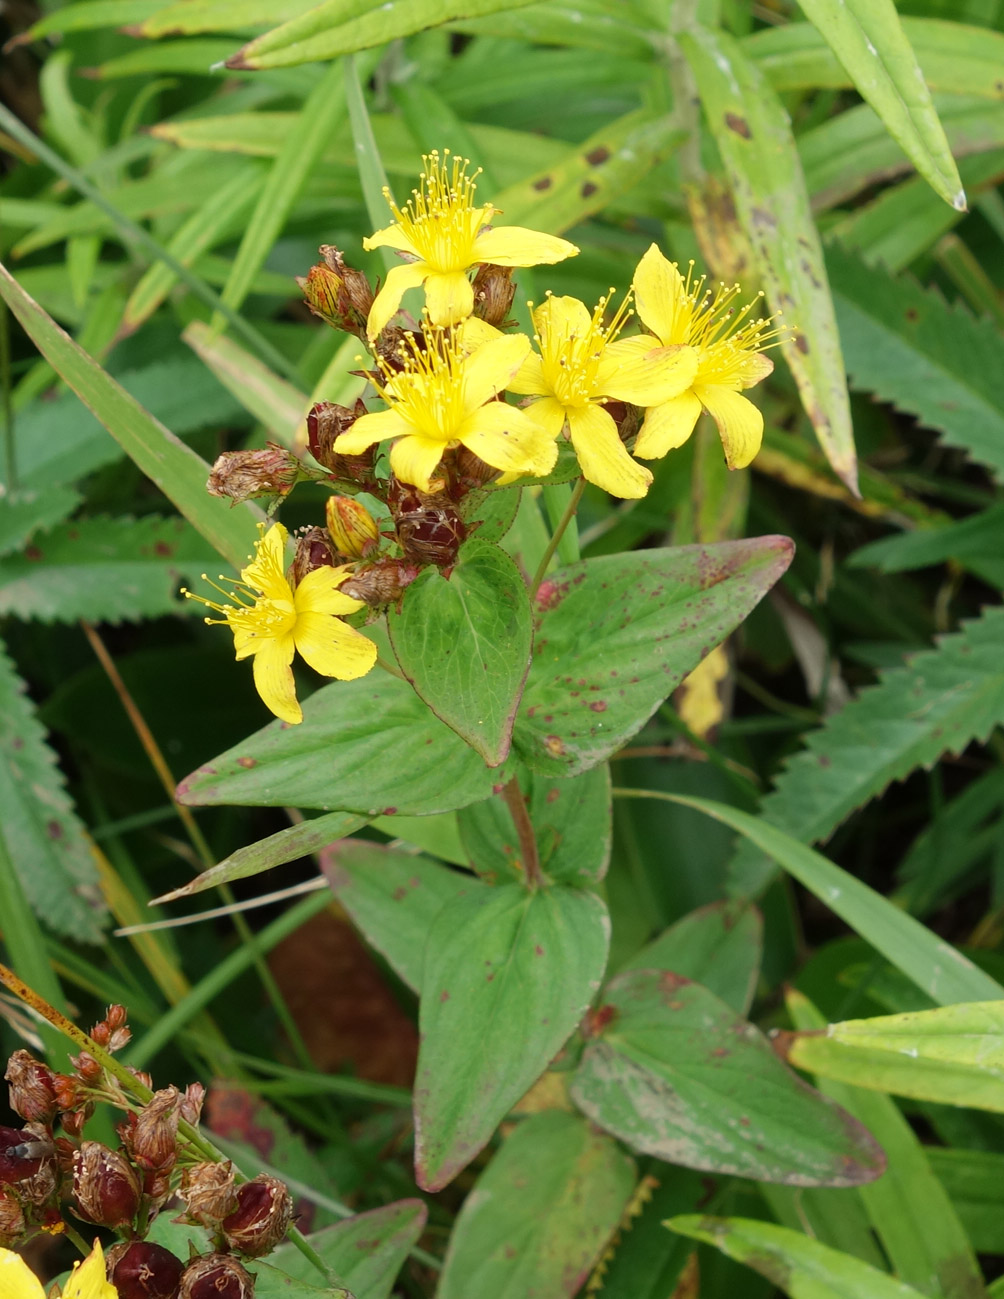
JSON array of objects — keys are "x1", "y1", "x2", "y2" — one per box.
[
  {"x1": 631, "y1": 244, "x2": 778, "y2": 470},
  {"x1": 334, "y1": 330, "x2": 557, "y2": 492},
  {"x1": 1, "y1": 1240, "x2": 117, "y2": 1299},
  {"x1": 184, "y1": 523, "x2": 377, "y2": 725},
  {"x1": 507, "y1": 293, "x2": 698, "y2": 499},
  {"x1": 364, "y1": 151, "x2": 578, "y2": 339}
]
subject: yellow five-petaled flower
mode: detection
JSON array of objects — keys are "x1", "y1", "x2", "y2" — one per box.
[
  {"x1": 1, "y1": 1240, "x2": 117, "y2": 1299},
  {"x1": 364, "y1": 150, "x2": 578, "y2": 339},
  {"x1": 184, "y1": 523, "x2": 377, "y2": 726}
]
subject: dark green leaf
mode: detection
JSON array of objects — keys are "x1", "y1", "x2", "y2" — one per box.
[
  {"x1": 849, "y1": 504, "x2": 1004, "y2": 588},
  {"x1": 0, "y1": 487, "x2": 81, "y2": 559}
]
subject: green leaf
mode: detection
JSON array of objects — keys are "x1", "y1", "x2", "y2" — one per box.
[
  {"x1": 438, "y1": 1111, "x2": 635, "y2": 1299},
  {"x1": 926, "y1": 1147, "x2": 1004, "y2": 1256},
  {"x1": 321, "y1": 840, "x2": 480, "y2": 992},
  {"x1": 0, "y1": 515, "x2": 220, "y2": 623},
  {"x1": 668, "y1": 1215, "x2": 929, "y2": 1298},
  {"x1": 228, "y1": 0, "x2": 543, "y2": 70},
  {"x1": 788, "y1": 999, "x2": 1004, "y2": 1113},
  {"x1": 458, "y1": 485, "x2": 521, "y2": 546},
  {"x1": 620, "y1": 900, "x2": 763, "y2": 1016},
  {"x1": 792, "y1": 0, "x2": 964, "y2": 208},
  {"x1": 570, "y1": 970, "x2": 884, "y2": 1186},
  {"x1": 176, "y1": 674, "x2": 502, "y2": 816},
  {"x1": 139, "y1": 0, "x2": 319, "y2": 36},
  {"x1": 458, "y1": 763, "x2": 612, "y2": 885},
  {"x1": 0, "y1": 262, "x2": 261, "y2": 570},
  {"x1": 17, "y1": 0, "x2": 161, "y2": 42},
  {"x1": 414, "y1": 882, "x2": 609, "y2": 1191},
  {"x1": 680, "y1": 26, "x2": 857, "y2": 492},
  {"x1": 512, "y1": 536, "x2": 793, "y2": 777},
  {"x1": 827, "y1": 241, "x2": 1004, "y2": 484},
  {"x1": 0, "y1": 487, "x2": 81, "y2": 558},
  {"x1": 728, "y1": 605, "x2": 1004, "y2": 897},
  {"x1": 849, "y1": 504, "x2": 1004, "y2": 589},
  {"x1": 183, "y1": 322, "x2": 306, "y2": 442},
  {"x1": 446, "y1": 1, "x2": 658, "y2": 58},
  {"x1": 0, "y1": 638, "x2": 106, "y2": 942},
  {"x1": 388, "y1": 540, "x2": 532, "y2": 767},
  {"x1": 267, "y1": 1200, "x2": 426, "y2": 1299}
]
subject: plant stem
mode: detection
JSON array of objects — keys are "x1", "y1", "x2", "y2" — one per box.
[
  {"x1": 529, "y1": 477, "x2": 585, "y2": 599},
  {"x1": 501, "y1": 776, "x2": 543, "y2": 890}
]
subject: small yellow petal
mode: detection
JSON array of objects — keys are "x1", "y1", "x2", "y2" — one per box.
[
  {"x1": 366, "y1": 261, "x2": 428, "y2": 339},
  {"x1": 294, "y1": 565, "x2": 364, "y2": 618},
  {"x1": 633, "y1": 392, "x2": 704, "y2": 460},
  {"x1": 696, "y1": 385, "x2": 764, "y2": 468},
  {"x1": 522, "y1": 395, "x2": 568, "y2": 441},
  {"x1": 472, "y1": 226, "x2": 579, "y2": 267},
  {"x1": 533, "y1": 294, "x2": 591, "y2": 339},
  {"x1": 62, "y1": 1242, "x2": 117, "y2": 1299},
  {"x1": 459, "y1": 401, "x2": 557, "y2": 478},
  {"x1": 294, "y1": 612, "x2": 378, "y2": 681},
  {"x1": 423, "y1": 270, "x2": 475, "y2": 327},
  {"x1": 335, "y1": 407, "x2": 412, "y2": 455},
  {"x1": 507, "y1": 350, "x2": 549, "y2": 397},
  {"x1": 566, "y1": 404, "x2": 652, "y2": 499},
  {"x1": 632, "y1": 243, "x2": 690, "y2": 345},
  {"x1": 462, "y1": 333, "x2": 531, "y2": 408},
  {"x1": 252, "y1": 634, "x2": 300, "y2": 725},
  {"x1": 597, "y1": 337, "x2": 698, "y2": 406},
  {"x1": 0, "y1": 1249, "x2": 45, "y2": 1299},
  {"x1": 389, "y1": 434, "x2": 449, "y2": 492},
  {"x1": 363, "y1": 222, "x2": 421, "y2": 257}
]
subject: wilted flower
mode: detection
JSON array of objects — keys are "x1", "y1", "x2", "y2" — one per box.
[
  {"x1": 125, "y1": 1088, "x2": 180, "y2": 1174},
  {"x1": 72, "y1": 1142, "x2": 141, "y2": 1229},
  {"x1": 207, "y1": 445, "x2": 304, "y2": 505},
  {"x1": 5, "y1": 1052, "x2": 59, "y2": 1125},
  {"x1": 179, "y1": 1161, "x2": 238, "y2": 1227},
  {"x1": 221, "y1": 1174, "x2": 293, "y2": 1256}
]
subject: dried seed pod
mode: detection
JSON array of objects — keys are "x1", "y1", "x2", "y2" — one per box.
[
  {"x1": 178, "y1": 1253, "x2": 255, "y2": 1299},
  {"x1": 0, "y1": 1124, "x2": 57, "y2": 1205},
  {"x1": 289, "y1": 526, "x2": 339, "y2": 588},
  {"x1": 207, "y1": 445, "x2": 304, "y2": 505},
  {"x1": 388, "y1": 480, "x2": 467, "y2": 569},
  {"x1": 0, "y1": 1185, "x2": 27, "y2": 1247},
  {"x1": 72, "y1": 1141, "x2": 141, "y2": 1228},
  {"x1": 306, "y1": 400, "x2": 377, "y2": 485},
  {"x1": 5, "y1": 1051, "x2": 59, "y2": 1124},
  {"x1": 107, "y1": 1241, "x2": 185, "y2": 1299},
  {"x1": 127, "y1": 1087, "x2": 181, "y2": 1174},
  {"x1": 338, "y1": 558, "x2": 419, "y2": 608},
  {"x1": 179, "y1": 1160, "x2": 238, "y2": 1227},
  {"x1": 471, "y1": 263, "x2": 516, "y2": 328},
  {"x1": 221, "y1": 1174, "x2": 293, "y2": 1257}
]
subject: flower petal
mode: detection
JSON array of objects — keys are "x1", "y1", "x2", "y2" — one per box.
[
  {"x1": 458, "y1": 401, "x2": 557, "y2": 477},
  {"x1": 632, "y1": 243, "x2": 690, "y2": 346},
  {"x1": 252, "y1": 634, "x2": 300, "y2": 725},
  {"x1": 1, "y1": 1248, "x2": 46, "y2": 1299},
  {"x1": 241, "y1": 522, "x2": 290, "y2": 597},
  {"x1": 424, "y1": 269, "x2": 475, "y2": 327},
  {"x1": 462, "y1": 333, "x2": 531, "y2": 409},
  {"x1": 367, "y1": 261, "x2": 429, "y2": 339},
  {"x1": 507, "y1": 349, "x2": 549, "y2": 397},
  {"x1": 473, "y1": 226, "x2": 579, "y2": 267},
  {"x1": 523, "y1": 394, "x2": 568, "y2": 441},
  {"x1": 458, "y1": 317, "x2": 503, "y2": 353},
  {"x1": 597, "y1": 337, "x2": 699, "y2": 405},
  {"x1": 534, "y1": 293, "x2": 591, "y2": 340},
  {"x1": 633, "y1": 391, "x2": 704, "y2": 460},
  {"x1": 294, "y1": 611, "x2": 378, "y2": 681},
  {"x1": 63, "y1": 1241, "x2": 117, "y2": 1299},
  {"x1": 294, "y1": 564, "x2": 364, "y2": 617},
  {"x1": 566, "y1": 404, "x2": 652, "y2": 499},
  {"x1": 363, "y1": 221, "x2": 421, "y2": 258},
  {"x1": 696, "y1": 385, "x2": 764, "y2": 469},
  {"x1": 335, "y1": 407, "x2": 412, "y2": 455},
  {"x1": 389, "y1": 434, "x2": 449, "y2": 491}
]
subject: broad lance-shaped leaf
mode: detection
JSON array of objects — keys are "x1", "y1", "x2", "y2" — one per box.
[
  {"x1": 793, "y1": 0, "x2": 964, "y2": 209},
  {"x1": 438, "y1": 1112, "x2": 635, "y2": 1299},
  {"x1": 570, "y1": 971, "x2": 885, "y2": 1187},
  {"x1": 513, "y1": 536, "x2": 793, "y2": 778},
  {"x1": 176, "y1": 673, "x2": 503, "y2": 817},
  {"x1": 0, "y1": 261, "x2": 261, "y2": 570},
  {"x1": 668, "y1": 1216, "x2": 930, "y2": 1299},
  {"x1": 414, "y1": 882, "x2": 609, "y2": 1192},
  {"x1": 786, "y1": 1000, "x2": 1004, "y2": 1113},
  {"x1": 728, "y1": 604, "x2": 1004, "y2": 897},
  {"x1": 457, "y1": 764, "x2": 612, "y2": 885},
  {"x1": 388, "y1": 539, "x2": 532, "y2": 767},
  {"x1": 679, "y1": 27, "x2": 857, "y2": 492},
  {"x1": 0, "y1": 638, "x2": 106, "y2": 942}
]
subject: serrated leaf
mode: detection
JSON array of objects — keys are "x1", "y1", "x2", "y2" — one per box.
[
  {"x1": 0, "y1": 639, "x2": 106, "y2": 942},
  {"x1": 512, "y1": 536, "x2": 793, "y2": 778},
  {"x1": 571, "y1": 971, "x2": 884, "y2": 1186},
  {"x1": 0, "y1": 487, "x2": 81, "y2": 558},
  {"x1": 849, "y1": 504, "x2": 1004, "y2": 588},
  {"x1": 322, "y1": 840, "x2": 480, "y2": 992},
  {"x1": 827, "y1": 241, "x2": 1004, "y2": 484},
  {"x1": 438, "y1": 1111, "x2": 635, "y2": 1299},
  {"x1": 176, "y1": 673, "x2": 502, "y2": 816},
  {"x1": 728, "y1": 605, "x2": 1004, "y2": 897},
  {"x1": 0, "y1": 515, "x2": 220, "y2": 623},
  {"x1": 414, "y1": 883, "x2": 609, "y2": 1191},
  {"x1": 388, "y1": 540, "x2": 532, "y2": 767},
  {"x1": 680, "y1": 25, "x2": 857, "y2": 491},
  {"x1": 668, "y1": 1215, "x2": 929, "y2": 1299},
  {"x1": 792, "y1": 0, "x2": 964, "y2": 208}
]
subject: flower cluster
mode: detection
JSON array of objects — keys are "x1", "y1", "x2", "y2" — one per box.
[
  {"x1": 193, "y1": 150, "x2": 779, "y2": 721},
  {"x1": 1, "y1": 1008, "x2": 292, "y2": 1298}
]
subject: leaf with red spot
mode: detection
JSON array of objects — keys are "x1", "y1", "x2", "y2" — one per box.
[{"x1": 570, "y1": 970, "x2": 886, "y2": 1186}]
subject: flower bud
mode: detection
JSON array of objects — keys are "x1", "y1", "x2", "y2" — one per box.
[
  {"x1": 298, "y1": 245, "x2": 374, "y2": 337},
  {"x1": 127, "y1": 1088, "x2": 181, "y2": 1174},
  {"x1": 179, "y1": 1253, "x2": 255, "y2": 1299},
  {"x1": 72, "y1": 1141, "x2": 141, "y2": 1228},
  {"x1": 90, "y1": 1004, "x2": 131, "y2": 1053},
  {"x1": 5, "y1": 1051, "x2": 59, "y2": 1124},
  {"x1": 388, "y1": 480, "x2": 467, "y2": 569},
  {"x1": 179, "y1": 1161, "x2": 238, "y2": 1227},
  {"x1": 288, "y1": 526, "x2": 339, "y2": 589},
  {"x1": 107, "y1": 1241, "x2": 184, "y2": 1299},
  {"x1": 471, "y1": 263, "x2": 516, "y2": 328},
  {"x1": 338, "y1": 558, "x2": 419, "y2": 608},
  {"x1": 179, "y1": 1083, "x2": 205, "y2": 1126},
  {"x1": 221, "y1": 1174, "x2": 292, "y2": 1257},
  {"x1": 306, "y1": 400, "x2": 377, "y2": 484},
  {"x1": 208, "y1": 445, "x2": 304, "y2": 505},
  {"x1": 325, "y1": 495, "x2": 379, "y2": 560},
  {"x1": 0, "y1": 1186, "x2": 26, "y2": 1246}
]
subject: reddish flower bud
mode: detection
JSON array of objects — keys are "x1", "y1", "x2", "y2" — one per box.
[
  {"x1": 471, "y1": 263, "x2": 516, "y2": 328},
  {"x1": 298, "y1": 245, "x2": 374, "y2": 337},
  {"x1": 89, "y1": 1005, "x2": 131, "y2": 1054},
  {"x1": 221, "y1": 1174, "x2": 293, "y2": 1257},
  {"x1": 69, "y1": 1050, "x2": 102, "y2": 1085},
  {"x1": 5, "y1": 1051, "x2": 59, "y2": 1124},
  {"x1": 0, "y1": 1184, "x2": 26, "y2": 1247},
  {"x1": 388, "y1": 479, "x2": 467, "y2": 569},
  {"x1": 180, "y1": 1082, "x2": 205, "y2": 1127},
  {"x1": 179, "y1": 1161, "x2": 238, "y2": 1228},
  {"x1": 107, "y1": 1241, "x2": 184, "y2": 1299},
  {"x1": 338, "y1": 558, "x2": 419, "y2": 608},
  {"x1": 208, "y1": 444, "x2": 304, "y2": 505},
  {"x1": 127, "y1": 1088, "x2": 181, "y2": 1174},
  {"x1": 61, "y1": 1109, "x2": 89, "y2": 1139},
  {"x1": 179, "y1": 1253, "x2": 255, "y2": 1299},
  {"x1": 72, "y1": 1141, "x2": 141, "y2": 1228},
  {"x1": 325, "y1": 495, "x2": 379, "y2": 560}
]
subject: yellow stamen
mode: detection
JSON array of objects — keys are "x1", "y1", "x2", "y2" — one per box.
[{"x1": 535, "y1": 289, "x2": 633, "y2": 409}]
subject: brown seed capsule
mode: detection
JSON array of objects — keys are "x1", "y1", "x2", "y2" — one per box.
[
  {"x1": 221, "y1": 1174, "x2": 293, "y2": 1257},
  {"x1": 453, "y1": 444, "x2": 501, "y2": 492},
  {"x1": 179, "y1": 1253, "x2": 255, "y2": 1299},
  {"x1": 127, "y1": 1087, "x2": 181, "y2": 1174},
  {"x1": 0, "y1": 1184, "x2": 26, "y2": 1247},
  {"x1": 5, "y1": 1051, "x2": 59, "y2": 1124},
  {"x1": 179, "y1": 1160, "x2": 238, "y2": 1228},
  {"x1": 298, "y1": 245, "x2": 374, "y2": 338},
  {"x1": 288, "y1": 526, "x2": 339, "y2": 589},
  {"x1": 179, "y1": 1083, "x2": 205, "y2": 1127},
  {"x1": 338, "y1": 558, "x2": 420, "y2": 608},
  {"x1": 388, "y1": 479, "x2": 467, "y2": 569},
  {"x1": 107, "y1": 1241, "x2": 184, "y2": 1299},
  {"x1": 471, "y1": 263, "x2": 516, "y2": 328},
  {"x1": 306, "y1": 400, "x2": 377, "y2": 485},
  {"x1": 72, "y1": 1141, "x2": 141, "y2": 1228},
  {"x1": 325, "y1": 495, "x2": 379, "y2": 560},
  {"x1": 207, "y1": 445, "x2": 304, "y2": 505}
]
